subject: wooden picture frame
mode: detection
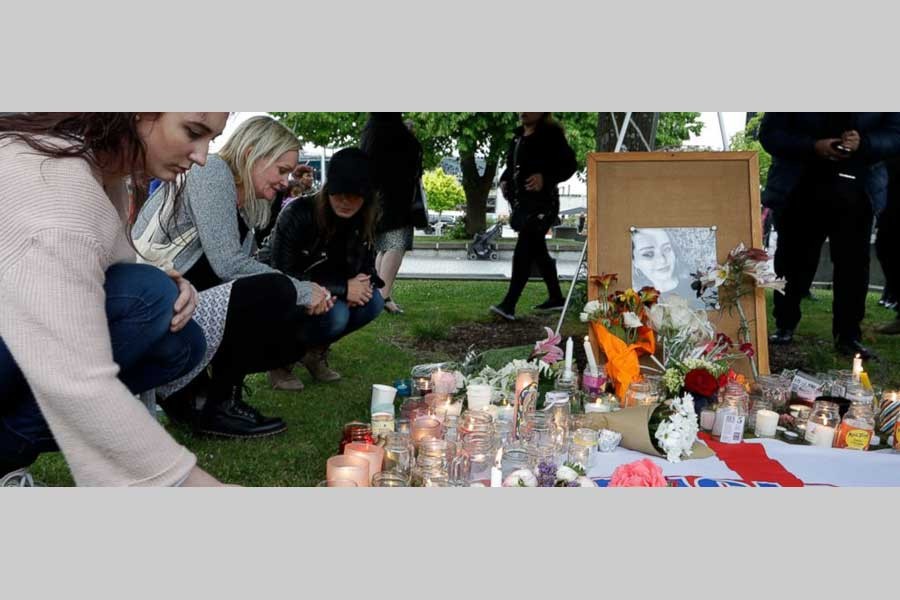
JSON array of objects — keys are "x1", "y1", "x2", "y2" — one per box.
[{"x1": 586, "y1": 151, "x2": 769, "y2": 376}]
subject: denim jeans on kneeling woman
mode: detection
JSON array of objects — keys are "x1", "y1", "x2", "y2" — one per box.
[
  {"x1": 301, "y1": 292, "x2": 384, "y2": 347},
  {"x1": 0, "y1": 263, "x2": 206, "y2": 473}
]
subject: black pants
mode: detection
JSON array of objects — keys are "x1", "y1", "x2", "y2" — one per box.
[
  {"x1": 773, "y1": 176, "x2": 873, "y2": 342},
  {"x1": 502, "y1": 227, "x2": 563, "y2": 310},
  {"x1": 875, "y1": 190, "x2": 899, "y2": 314},
  {"x1": 205, "y1": 273, "x2": 304, "y2": 409}
]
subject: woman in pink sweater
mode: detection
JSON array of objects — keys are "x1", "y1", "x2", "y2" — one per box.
[{"x1": 0, "y1": 112, "x2": 230, "y2": 486}]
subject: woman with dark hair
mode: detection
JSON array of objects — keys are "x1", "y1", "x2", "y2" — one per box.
[
  {"x1": 491, "y1": 112, "x2": 577, "y2": 321},
  {"x1": 360, "y1": 112, "x2": 423, "y2": 315},
  {"x1": 268, "y1": 148, "x2": 385, "y2": 383},
  {"x1": 0, "y1": 112, "x2": 230, "y2": 486}
]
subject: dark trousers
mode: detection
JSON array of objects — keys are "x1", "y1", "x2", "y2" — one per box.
[
  {"x1": 773, "y1": 177, "x2": 873, "y2": 341},
  {"x1": 875, "y1": 191, "x2": 899, "y2": 313},
  {"x1": 301, "y1": 293, "x2": 383, "y2": 347},
  {"x1": 501, "y1": 228, "x2": 563, "y2": 310},
  {"x1": 0, "y1": 264, "x2": 207, "y2": 473}
]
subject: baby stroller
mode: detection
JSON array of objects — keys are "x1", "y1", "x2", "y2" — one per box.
[{"x1": 467, "y1": 222, "x2": 502, "y2": 260}]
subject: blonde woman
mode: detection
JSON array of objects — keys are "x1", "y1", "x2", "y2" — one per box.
[{"x1": 133, "y1": 115, "x2": 333, "y2": 439}]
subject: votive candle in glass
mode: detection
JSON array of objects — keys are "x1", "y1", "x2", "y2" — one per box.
[
  {"x1": 754, "y1": 409, "x2": 779, "y2": 438},
  {"x1": 344, "y1": 442, "x2": 385, "y2": 477},
  {"x1": 410, "y1": 415, "x2": 442, "y2": 444},
  {"x1": 326, "y1": 455, "x2": 370, "y2": 487}
]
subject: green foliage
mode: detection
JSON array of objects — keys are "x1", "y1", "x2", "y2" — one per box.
[
  {"x1": 445, "y1": 217, "x2": 470, "y2": 240},
  {"x1": 656, "y1": 112, "x2": 704, "y2": 148},
  {"x1": 730, "y1": 113, "x2": 771, "y2": 187},
  {"x1": 422, "y1": 167, "x2": 465, "y2": 214}
]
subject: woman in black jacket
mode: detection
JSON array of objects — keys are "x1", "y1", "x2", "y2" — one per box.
[
  {"x1": 268, "y1": 148, "x2": 385, "y2": 383},
  {"x1": 491, "y1": 113, "x2": 577, "y2": 321},
  {"x1": 360, "y1": 113, "x2": 424, "y2": 314}
]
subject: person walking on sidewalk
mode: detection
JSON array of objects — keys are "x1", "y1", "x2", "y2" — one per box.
[{"x1": 491, "y1": 112, "x2": 577, "y2": 321}]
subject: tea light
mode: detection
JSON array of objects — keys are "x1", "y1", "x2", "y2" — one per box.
[
  {"x1": 754, "y1": 409, "x2": 779, "y2": 438},
  {"x1": 585, "y1": 399, "x2": 611, "y2": 414},
  {"x1": 326, "y1": 455, "x2": 370, "y2": 487},
  {"x1": 344, "y1": 442, "x2": 385, "y2": 477},
  {"x1": 410, "y1": 415, "x2": 442, "y2": 443}
]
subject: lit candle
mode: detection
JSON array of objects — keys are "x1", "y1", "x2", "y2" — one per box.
[
  {"x1": 700, "y1": 408, "x2": 716, "y2": 431},
  {"x1": 410, "y1": 415, "x2": 442, "y2": 444},
  {"x1": 585, "y1": 399, "x2": 610, "y2": 413},
  {"x1": 813, "y1": 425, "x2": 836, "y2": 448},
  {"x1": 564, "y1": 337, "x2": 574, "y2": 378},
  {"x1": 514, "y1": 368, "x2": 539, "y2": 404},
  {"x1": 754, "y1": 409, "x2": 779, "y2": 438},
  {"x1": 344, "y1": 442, "x2": 385, "y2": 478},
  {"x1": 496, "y1": 403, "x2": 515, "y2": 423},
  {"x1": 326, "y1": 455, "x2": 370, "y2": 487},
  {"x1": 583, "y1": 335, "x2": 599, "y2": 378},
  {"x1": 852, "y1": 354, "x2": 863, "y2": 382}
]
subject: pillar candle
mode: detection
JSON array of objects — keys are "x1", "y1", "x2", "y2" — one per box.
[
  {"x1": 326, "y1": 455, "x2": 370, "y2": 487},
  {"x1": 583, "y1": 336, "x2": 599, "y2": 377},
  {"x1": 852, "y1": 354, "x2": 863, "y2": 382},
  {"x1": 813, "y1": 425, "x2": 837, "y2": 448},
  {"x1": 344, "y1": 442, "x2": 385, "y2": 478},
  {"x1": 754, "y1": 409, "x2": 779, "y2": 438},
  {"x1": 564, "y1": 337, "x2": 574, "y2": 377}
]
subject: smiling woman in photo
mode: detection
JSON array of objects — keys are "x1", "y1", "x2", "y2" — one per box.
[{"x1": 631, "y1": 227, "x2": 712, "y2": 308}]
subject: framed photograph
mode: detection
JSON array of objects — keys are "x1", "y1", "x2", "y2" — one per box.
[
  {"x1": 587, "y1": 151, "x2": 768, "y2": 376},
  {"x1": 630, "y1": 226, "x2": 718, "y2": 310}
]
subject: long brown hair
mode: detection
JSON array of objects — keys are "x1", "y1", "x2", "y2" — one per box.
[
  {"x1": 0, "y1": 112, "x2": 178, "y2": 222},
  {"x1": 314, "y1": 182, "x2": 381, "y2": 247}
]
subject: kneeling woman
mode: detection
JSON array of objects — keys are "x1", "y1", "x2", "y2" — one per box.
[
  {"x1": 133, "y1": 116, "x2": 332, "y2": 439},
  {"x1": 269, "y1": 148, "x2": 384, "y2": 381}
]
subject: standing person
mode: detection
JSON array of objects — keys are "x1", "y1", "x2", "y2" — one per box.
[
  {"x1": 0, "y1": 112, "x2": 229, "y2": 487},
  {"x1": 360, "y1": 112, "x2": 423, "y2": 315},
  {"x1": 760, "y1": 113, "x2": 900, "y2": 358},
  {"x1": 875, "y1": 156, "x2": 900, "y2": 334},
  {"x1": 490, "y1": 112, "x2": 577, "y2": 321},
  {"x1": 134, "y1": 115, "x2": 333, "y2": 437},
  {"x1": 268, "y1": 148, "x2": 385, "y2": 383}
]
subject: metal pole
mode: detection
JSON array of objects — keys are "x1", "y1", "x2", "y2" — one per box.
[
  {"x1": 613, "y1": 111, "x2": 633, "y2": 153},
  {"x1": 717, "y1": 112, "x2": 729, "y2": 150}
]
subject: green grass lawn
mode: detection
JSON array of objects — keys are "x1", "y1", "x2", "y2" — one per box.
[{"x1": 30, "y1": 283, "x2": 899, "y2": 486}]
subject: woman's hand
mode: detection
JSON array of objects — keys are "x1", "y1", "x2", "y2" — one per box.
[
  {"x1": 347, "y1": 274, "x2": 373, "y2": 306},
  {"x1": 167, "y1": 270, "x2": 199, "y2": 332},
  {"x1": 307, "y1": 283, "x2": 335, "y2": 316},
  {"x1": 524, "y1": 173, "x2": 544, "y2": 192}
]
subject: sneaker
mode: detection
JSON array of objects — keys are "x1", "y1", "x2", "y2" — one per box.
[
  {"x1": 1, "y1": 468, "x2": 39, "y2": 487},
  {"x1": 533, "y1": 298, "x2": 566, "y2": 312},
  {"x1": 268, "y1": 365, "x2": 305, "y2": 391},
  {"x1": 489, "y1": 304, "x2": 516, "y2": 321},
  {"x1": 301, "y1": 346, "x2": 341, "y2": 383},
  {"x1": 196, "y1": 386, "x2": 287, "y2": 439},
  {"x1": 875, "y1": 318, "x2": 900, "y2": 335}
]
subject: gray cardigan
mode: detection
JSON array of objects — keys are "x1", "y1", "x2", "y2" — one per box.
[{"x1": 133, "y1": 155, "x2": 313, "y2": 305}]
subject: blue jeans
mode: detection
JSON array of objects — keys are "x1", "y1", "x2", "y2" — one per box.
[
  {"x1": 0, "y1": 263, "x2": 206, "y2": 471},
  {"x1": 301, "y1": 293, "x2": 384, "y2": 347}
]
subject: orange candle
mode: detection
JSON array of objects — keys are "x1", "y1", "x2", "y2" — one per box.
[
  {"x1": 326, "y1": 455, "x2": 370, "y2": 487},
  {"x1": 344, "y1": 442, "x2": 385, "y2": 478}
]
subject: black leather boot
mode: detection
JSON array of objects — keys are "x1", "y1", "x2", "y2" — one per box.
[{"x1": 196, "y1": 383, "x2": 287, "y2": 439}]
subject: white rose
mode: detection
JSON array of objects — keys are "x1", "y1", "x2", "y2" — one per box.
[
  {"x1": 622, "y1": 311, "x2": 643, "y2": 329},
  {"x1": 503, "y1": 469, "x2": 537, "y2": 487},
  {"x1": 556, "y1": 465, "x2": 579, "y2": 483}
]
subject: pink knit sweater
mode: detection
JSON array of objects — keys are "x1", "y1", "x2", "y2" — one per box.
[{"x1": 0, "y1": 138, "x2": 196, "y2": 486}]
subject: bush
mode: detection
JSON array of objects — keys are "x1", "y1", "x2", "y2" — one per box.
[
  {"x1": 422, "y1": 167, "x2": 465, "y2": 215},
  {"x1": 446, "y1": 216, "x2": 470, "y2": 240}
]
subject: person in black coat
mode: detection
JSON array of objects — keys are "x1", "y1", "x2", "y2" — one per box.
[
  {"x1": 875, "y1": 156, "x2": 900, "y2": 334},
  {"x1": 490, "y1": 113, "x2": 577, "y2": 321},
  {"x1": 267, "y1": 147, "x2": 385, "y2": 383},
  {"x1": 760, "y1": 112, "x2": 900, "y2": 359},
  {"x1": 360, "y1": 113, "x2": 424, "y2": 314}
]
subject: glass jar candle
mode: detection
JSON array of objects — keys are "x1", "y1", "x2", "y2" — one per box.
[
  {"x1": 747, "y1": 398, "x2": 773, "y2": 434},
  {"x1": 876, "y1": 390, "x2": 900, "y2": 440},
  {"x1": 755, "y1": 374, "x2": 790, "y2": 412},
  {"x1": 500, "y1": 445, "x2": 533, "y2": 479},
  {"x1": 383, "y1": 432, "x2": 414, "y2": 477},
  {"x1": 834, "y1": 384, "x2": 875, "y2": 450},
  {"x1": 568, "y1": 428, "x2": 598, "y2": 469},
  {"x1": 371, "y1": 412, "x2": 395, "y2": 438},
  {"x1": 400, "y1": 398, "x2": 431, "y2": 423},
  {"x1": 372, "y1": 471, "x2": 409, "y2": 487},
  {"x1": 805, "y1": 400, "x2": 841, "y2": 447},
  {"x1": 625, "y1": 381, "x2": 658, "y2": 408},
  {"x1": 344, "y1": 442, "x2": 385, "y2": 478},
  {"x1": 449, "y1": 432, "x2": 495, "y2": 486},
  {"x1": 339, "y1": 422, "x2": 374, "y2": 454},
  {"x1": 410, "y1": 415, "x2": 442, "y2": 444},
  {"x1": 582, "y1": 365, "x2": 607, "y2": 396},
  {"x1": 714, "y1": 382, "x2": 749, "y2": 443},
  {"x1": 458, "y1": 410, "x2": 495, "y2": 440},
  {"x1": 326, "y1": 454, "x2": 370, "y2": 487}
]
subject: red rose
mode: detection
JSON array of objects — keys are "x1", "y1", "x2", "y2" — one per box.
[{"x1": 684, "y1": 368, "x2": 718, "y2": 397}]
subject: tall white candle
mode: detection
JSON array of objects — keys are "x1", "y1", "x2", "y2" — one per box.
[
  {"x1": 813, "y1": 425, "x2": 836, "y2": 448},
  {"x1": 852, "y1": 354, "x2": 863, "y2": 382},
  {"x1": 583, "y1": 336, "x2": 599, "y2": 377},
  {"x1": 754, "y1": 410, "x2": 779, "y2": 438},
  {"x1": 564, "y1": 337, "x2": 574, "y2": 377}
]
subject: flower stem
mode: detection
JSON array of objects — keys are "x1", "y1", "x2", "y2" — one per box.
[{"x1": 735, "y1": 300, "x2": 759, "y2": 379}]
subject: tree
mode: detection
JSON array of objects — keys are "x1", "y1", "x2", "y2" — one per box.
[
  {"x1": 730, "y1": 113, "x2": 770, "y2": 187},
  {"x1": 422, "y1": 167, "x2": 465, "y2": 217}
]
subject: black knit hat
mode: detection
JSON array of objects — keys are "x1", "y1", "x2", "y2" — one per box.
[{"x1": 326, "y1": 147, "x2": 372, "y2": 198}]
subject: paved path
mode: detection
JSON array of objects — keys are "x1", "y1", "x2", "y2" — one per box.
[{"x1": 398, "y1": 248, "x2": 583, "y2": 281}]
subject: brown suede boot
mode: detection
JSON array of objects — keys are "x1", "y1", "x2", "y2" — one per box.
[
  {"x1": 301, "y1": 346, "x2": 341, "y2": 382},
  {"x1": 268, "y1": 364, "x2": 305, "y2": 391}
]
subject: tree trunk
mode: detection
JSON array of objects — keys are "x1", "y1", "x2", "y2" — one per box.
[
  {"x1": 460, "y1": 152, "x2": 498, "y2": 236},
  {"x1": 595, "y1": 112, "x2": 659, "y2": 151}
]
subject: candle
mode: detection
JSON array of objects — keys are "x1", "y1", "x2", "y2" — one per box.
[
  {"x1": 564, "y1": 337, "x2": 574, "y2": 377},
  {"x1": 344, "y1": 442, "x2": 385, "y2": 478},
  {"x1": 813, "y1": 425, "x2": 836, "y2": 448},
  {"x1": 754, "y1": 409, "x2": 779, "y2": 438},
  {"x1": 490, "y1": 448, "x2": 503, "y2": 487},
  {"x1": 326, "y1": 455, "x2": 370, "y2": 487},
  {"x1": 480, "y1": 404, "x2": 499, "y2": 420},
  {"x1": 496, "y1": 403, "x2": 515, "y2": 423},
  {"x1": 410, "y1": 415, "x2": 442, "y2": 443},
  {"x1": 585, "y1": 400, "x2": 610, "y2": 414},
  {"x1": 432, "y1": 369, "x2": 457, "y2": 395},
  {"x1": 583, "y1": 335, "x2": 599, "y2": 378},
  {"x1": 700, "y1": 408, "x2": 716, "y2": 431},
  {"x1": 712, "y1": 406, "x2": 736, "y2": 437},
  {"x1": 852, "y1": 354, "x2": 863, "y2": 382}
]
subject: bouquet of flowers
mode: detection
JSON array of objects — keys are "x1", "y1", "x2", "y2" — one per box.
[
  {"x1": 580, "y1": 274, "x2": 659, "y2": 397},
  {"x1": 582, "y1": 394, "x2": 711, "y2": 463},
  {"x1": 691, "y1": 243, "x2": 784, "y2": 377},
  {"x1": 657, "y1": 334, "x2": 754, "y2": 409},
  {"x1": 503, "y1": 461, "x2": 595, "y2": 487},
  {"x1": 466, "y1": 358, "x2": 556, "y2": 395}
]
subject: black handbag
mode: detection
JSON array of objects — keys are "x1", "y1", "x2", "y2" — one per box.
[{"x1": 411, "y1": 179, "x2": 429, "y2": 230}]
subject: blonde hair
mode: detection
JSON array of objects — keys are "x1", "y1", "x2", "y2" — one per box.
[{"x1": 217, "y1": 115, "x2": 301, "y2": 228}]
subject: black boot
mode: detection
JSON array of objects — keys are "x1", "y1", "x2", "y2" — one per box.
[{"x1": 196, "y1": 383, "x2": 287, "y2": 439}]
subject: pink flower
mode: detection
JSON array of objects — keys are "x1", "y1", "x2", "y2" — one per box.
[
  {"x1": 530, "y1": 326, "x2": 564, "y2": 364},
  {"x1": 608, "y1": 458, "x2": 668, "y2": 487}
]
